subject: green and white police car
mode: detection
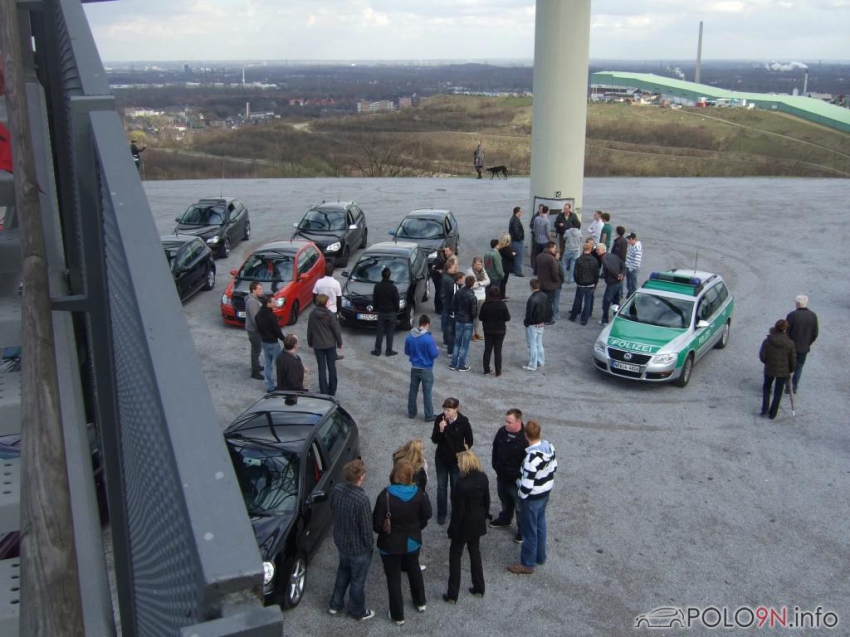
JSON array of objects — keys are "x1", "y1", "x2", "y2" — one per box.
[{"x1": 593, "y1": 270, "x2": 734, "y2": 387}]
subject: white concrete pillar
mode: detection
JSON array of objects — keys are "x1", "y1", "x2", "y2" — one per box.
[{"x1": 530, "y1": 0, "x2": 592, "y2": 222}]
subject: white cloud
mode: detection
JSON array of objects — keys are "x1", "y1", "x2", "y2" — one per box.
[{"x1": 363, "y1": 6, "x2": 390, "y2": 26}]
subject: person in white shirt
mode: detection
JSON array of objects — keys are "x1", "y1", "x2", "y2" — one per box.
[
  {"x1": 625, "y1": 233, "x2": 643, "y2": 299},
  {"x1": 313, "y1": 262, "x2": 343, "y2": 314},
  {"x1": 587, "y1": 210, "x2": 604, "y2": 245}
]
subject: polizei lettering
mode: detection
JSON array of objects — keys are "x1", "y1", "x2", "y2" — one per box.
[{"x1": 608, "y1": 338, "x2": 656, "y2": 353}]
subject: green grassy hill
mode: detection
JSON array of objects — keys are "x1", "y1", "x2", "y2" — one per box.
[{"x1": 141, "y1": 95, "x2": 850, "y2": 180}]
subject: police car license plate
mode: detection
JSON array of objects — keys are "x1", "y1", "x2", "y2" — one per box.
[
  {"x1": 237, "y1": 311, "x2": 246, "y2": 319},
  {"x1": 612, "y1": 361, "x2": 640, "y2": 373},
  {"x1": 357, "y1": 313, "x2": 378, "y2": 321}
]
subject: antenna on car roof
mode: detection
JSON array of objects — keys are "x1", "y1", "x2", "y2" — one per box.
[{"x1": 694, "y1": 250, "x2": 699, "y2": 272}]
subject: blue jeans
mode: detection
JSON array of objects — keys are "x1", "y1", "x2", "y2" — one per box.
[
  {"x1": 261, "y1": 341, "x2": 281, "y2": 392},
  {"x1": 792, "y1": 352, "x2": 807, "y2": 392},
  {"x1": 520, "y1": 494, "x2": 549, "y2": 568},
  {"x1": 435, "y1": 457, "x2": 460, "y2": 520},
  {"x1": 329, "y1": 550, "x2": 373, "y2": 618},
  {"x1": 570, "y1": 286, "x2": 595, "y2": 324},
  {"x1": 562, "y1": 251, "x2": 579, "y2": 281},
  {"x1": 525, "y1": 325, "x2": 544, "y2": 369},
  {"x1": 601, "y1": 281, "x2": 622, "y2": 323},
  {"x1": 494, "y1": 475, "x2": 522, "y2": 531},
  {"x1": 626, "y1": 268, "x2": 639, "y2": 298},
  {"x1": 441, "y1": 309, "x2": 455, "y2": 347},
  {"x1": 511, "y1": 241, "x2": 524, "y2": 275},
  {"x1": 551, "y1": 287, "x2": 562, "y2": 320},
  {"x1": 314, "y1": 347, "x2": 338, "y2": 395},
  {"x1": 451, "y1": 321, "x2": 473, "y2": 368},
  {"x1": 408, "y1": 367, "x2": 434, "y2": 419}
]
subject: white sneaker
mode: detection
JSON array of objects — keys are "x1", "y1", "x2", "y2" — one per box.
[
  {"x1": 388, "y1": 610, "x2": 404, "y2": 626},
  {"x1": 420, "y1": 564, "x2": 427, "y2": 571},
  {"x1": 417, "y1": 605, "x2": 426, "y2": 613},
  {"x1": 522, "y1": 365, "x2": 537, "y2": 371},
  {"x1": 358, "y1": 610, "x2": 376, "y2": 621}
]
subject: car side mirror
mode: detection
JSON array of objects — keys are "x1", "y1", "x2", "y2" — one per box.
[
  {"x1": 305, "y1": 491, "x2": 327, "y2": 506},
  {"x1": 611, "y1": 304, "x2": 620, "y2": 315},
  {"x1": 696, "y1": 320, "x2": 710, "y2": 330},
  {"x1": 349, "y1": 224, "x2": 358, "y2": 230},
  {"x1": 230, "y1": 269, "x2": 238, "y2": 276},
  {"x1": 388, "y1": 229, "x2": 395, "y2": 236},
  {"x1": 341, "y1": 271, "x2": 349, "y2": 278},
  {"x1": 175, "y1": 217, "x2": 181, "y2": 223},
  {"x1": 292, "y1": 222, "x2": 299, "y2": 228}
]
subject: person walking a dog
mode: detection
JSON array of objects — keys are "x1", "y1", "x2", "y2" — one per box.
[{"x1": 473, "y1": 140, "x2": 484, "y2": 179}]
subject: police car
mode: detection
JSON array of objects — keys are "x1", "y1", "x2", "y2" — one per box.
[{"x1": 593, "y1": 270, "x2": 734, "y2": 387}]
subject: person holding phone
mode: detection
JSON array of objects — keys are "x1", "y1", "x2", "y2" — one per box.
[{"x1": 430, "y1": 397, "x2": 473, "y2": 525}]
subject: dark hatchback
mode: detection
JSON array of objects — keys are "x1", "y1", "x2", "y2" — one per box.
[
  {"x1": 224, "y1": 392, "x2": 360, "y2": 609},
  {"x1": 292, "y1": 201, "x2": 368, "y2": 266},
  {"x1": 389, "y1": 208, "x2": 460, "y2": 266},
  {"x1": 339, "y1": 241, "x2": 429, "y2": 330},
  {"x1": 173, "y1": 196, "x2": 251, "y2": 258},
  {"x1": 161, "y1": 234, "x2": 216, "y2": 302}
]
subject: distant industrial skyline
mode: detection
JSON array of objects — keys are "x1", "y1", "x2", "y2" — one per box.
[{"x1": 83, "y1": 1, "x2": 848, "y2": 63}]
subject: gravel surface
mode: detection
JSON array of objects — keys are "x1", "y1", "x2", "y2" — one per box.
[{"x1": 145, "y1": 177, "x2": 849, "y2": 636}]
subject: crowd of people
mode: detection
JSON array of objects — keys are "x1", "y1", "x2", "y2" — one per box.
[{"x1": 327, "y1": 405, "x2": 557, "y2": 623}]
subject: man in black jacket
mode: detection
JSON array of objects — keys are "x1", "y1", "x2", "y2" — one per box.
[
  {"x1": 430, "y1": 397, "x2": 473, "y2": 525},
  {"x1": 256, "y1": 294, "x2": 286, "y2": 393},
  {"x1": 372, "y1": 267, "x2": 400, "y2": 356},
  {"x1": 431, "y1": 246, "x2": 455, "y2": 313},
  {"x1": 440, "y1": 264, "x2": 462, "y2": 348},
  {"x1": 523, "y1": 278, "x2": 549, "y2": 372},
  {"x1": 449, "y1": 275, "x2": 478, "y2": 372},
  {"x1": 276, "y1": 334, "x2": 306, "y2": 391},
  {"x1": 597, "y1": 244, "x2": 625, "y2": 325},
  {"x1": 307, "y1": 294, "x2": 344, "y2": 395},
  {"x1": 786, "y1": 295, "x2": 819, "y2": 394},
  {"x1": 508, "y1": 206, "x2": 525, "y2": 276},
  {"x1": 569, "y1": 242, "x2": 601, "y2": 325},
  {"x1": 490, "y1": 408, "x2": 528, "y2": 543}
]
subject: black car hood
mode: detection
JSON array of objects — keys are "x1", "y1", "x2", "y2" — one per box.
[
  {"x1": 394, "y1": 237, "x2": 444, "y2": 253},
  {"x1": 343, "y1": 279, "x2": 410, "y2": 300},
  {"x1": 293, "y1": 229, "x2": 340, "y2": 248},
  {"x1": 232, "y1": 278, "x2": 291, "y2": 295},
  {"x1": 251, "y1": 511, "x2": 296, "y2": 559},
  {"x1": 175, "y1": 224, "x2": 220, "y2": 239}
]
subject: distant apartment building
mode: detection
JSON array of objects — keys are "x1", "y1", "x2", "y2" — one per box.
[
  {"x1": 356, "y1": 99, "x2": 403, "y2": 113},
  {"x1": 288, "y1": 97, "x2": 337, "y2": 107},
  {"x1": 124, "y1": 107, "x2": 163, "y2": 118}
]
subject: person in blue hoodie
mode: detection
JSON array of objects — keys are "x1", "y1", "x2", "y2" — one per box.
[
  {"x1": 404, "y1": 314, "x2": 440, "y2": 421},
  {"x1": 373, "y1": 461, "x2": 432, "y2": 626}
]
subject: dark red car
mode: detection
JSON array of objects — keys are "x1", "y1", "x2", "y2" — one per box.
[{"x1": 221, "y1": 240, "x2": 325, "y2": 327}]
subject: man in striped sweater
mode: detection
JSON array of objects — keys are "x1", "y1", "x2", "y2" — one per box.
[
  {"x1": 508, "y1": 421, "x2": 557, "y2": 575},
  {"x1": 625, "y1": 232, "x2": 643, "y2": 299}
]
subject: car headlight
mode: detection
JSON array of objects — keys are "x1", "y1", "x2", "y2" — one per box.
[
  {"x1": 428, "y1": 251, "x2": 438, "y2": 260},
  {"x1": 594, "y1": 340, "x2": 607, "y2": 355},
  {"x1": 341, "y1": 297, "x2": 352, "y2": 309},
  {"x1": 326, "y1": 241, "x2": 341, "y2": 253},
  {"x1": 274, "y1": 297, "x2": 285, "y2": 308},
  {"x1": 263, "y1": 561, "x2": 275, "y2": 586},
  {"x1": 221, "y1": 294, "x2": 231, "y2": 306},
  {"x1": 399, "y1": 298, "x2": 407, "y2": 309},
  {"x1": 206, "y1": 235, "x2": 220, "y2": 244},
  {"x1": 652, "y1": 352, "x2": 677, "y2": 365}
]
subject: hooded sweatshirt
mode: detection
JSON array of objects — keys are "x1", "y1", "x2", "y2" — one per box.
[
  {"x1": 307, "y1": 306, "x2": 343, "y2": 350},
  {"x1": 404, "y1": 327, "x2": 439, "y2": 369},
  {"x1": 518, "y1": 440, "x2": 557, "y2": 500},
  {"x1": 373, "y1": 483, "x2": 432, "y2": 555}
]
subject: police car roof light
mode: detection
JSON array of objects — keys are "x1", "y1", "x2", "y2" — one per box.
[{"x1": 650, "y1": 271, "x2": 703, "y2": 287}]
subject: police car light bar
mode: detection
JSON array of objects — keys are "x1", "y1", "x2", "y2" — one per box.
[{"x1": 649, "y1": 272, "x2": 702, "y2": 287}]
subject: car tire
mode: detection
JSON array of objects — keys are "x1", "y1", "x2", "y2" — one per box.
[
  {"x1": 219, "y1": 237, "x2": 231, "y2": 259},
  {"x1": 341, "y1": 246, "x2": 350, "y2": 266},
  {"x1": 360, "y1": 229, "x2": 368, "y2": 249},
  {"x1": 244, "y1": 221, "x2": 251, "y2": 240},
  {"x1": 675, "y1": 353, "x2": 694, "y2": 388},
  {"x1": 715, "y1": 320, "x2": 730, "y2": 349},
  {"x1": 288, "y1": 300, "x2": 300, "y2": 326},
  {"x1": 203, "y1": 266, "x2": 216, "y2": 291},
  {"x1": 402, "y1": 302, "x2": 415, "y2": 330},
  {"x1": 280, "y1": 554, "x2": 307, "y2": 610}
]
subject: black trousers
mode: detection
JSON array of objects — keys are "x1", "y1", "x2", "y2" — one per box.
[
  {"x1": 483, "y1": 333, "x2": 505, "y2": 375},
  {"x1": 375, "y1": 312, "x2": 396, "y2": 353},
  {"x1": 381, "y1": 550, "x2": 426, "y2": 622},
  {"x1": 762, "y1": 375, "x2": 787, "y2": 418},
  {"x1": 447, "y1": 536, "x2": 484, "y2": 599}
]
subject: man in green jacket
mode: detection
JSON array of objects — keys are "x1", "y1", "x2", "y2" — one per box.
[{"x1": 483, "y1": 239, "x2": 504, "y2": 296}]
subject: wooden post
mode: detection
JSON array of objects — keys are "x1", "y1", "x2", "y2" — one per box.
[{"x1": 0, "y1": 2, "x2": 85, "y2": 635}]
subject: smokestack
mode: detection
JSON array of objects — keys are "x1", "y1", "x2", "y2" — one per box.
[
  {"x1": 803, "y1": 70, "x2": 808, "y2": 94},
  {"x1": 242, "y1": 67, "x2": 245, "y2": 85},
  {"x1": 246, "y1": 102, "x2": 250, "y2": 120},
  {"x1": 695, "y1": 21, "x2": 703, "y2": 84}
]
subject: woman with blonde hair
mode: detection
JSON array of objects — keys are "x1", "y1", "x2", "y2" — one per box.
[
  {"x1": 393, "y1": 439, "x2": 427, "y2": 491},
  {"x1": 467, "y1": 256, "x2": 490, "y2": 341},
  {"x1": 497, "y1": 233, "x2": 515, "y2": 300},
  {"x1": 443, "y1": 450, "x2": 489, "y2": 603}
]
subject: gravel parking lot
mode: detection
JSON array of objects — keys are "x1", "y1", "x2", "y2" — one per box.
[{"x1": 146, "y1": 177, "x2": 848, "y2": 635}]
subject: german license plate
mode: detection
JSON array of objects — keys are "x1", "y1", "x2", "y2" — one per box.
[
  {"x1": 612, "y1": 360, "x2": 640, "y2": 373},
  {"x1": 237, "y1": 311, "x2": 246, "y2": 319},
  {"x1": 356, "y1": 313, "x2": 378, "y2": 321}
]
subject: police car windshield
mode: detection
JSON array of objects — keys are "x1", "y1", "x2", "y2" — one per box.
[{"x1": 619, "y1": 293, "x2": 693, "y2": 329}]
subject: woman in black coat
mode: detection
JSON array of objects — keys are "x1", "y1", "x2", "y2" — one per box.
[
  {"x1": 497, "y1": 233, "x2": 515, "y2": 299},
  {"x1": 443, "y1": 451, "x2": 489, "y2": 601},
  {"x1": 478, "y1": 286, "x2": 511, "y2": 377}
]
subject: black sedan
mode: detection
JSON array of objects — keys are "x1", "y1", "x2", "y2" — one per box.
[
  {"x1": 224, "y1": 392, "x2": 360, "y2": 609},
  {"x1": 292, "y1": 200, "x2": 368, "y2": 266},
  {"x1": 161, "y1": 234, "x2": 216, "y2": 302},
  {"x1": 174, "y1": 196, "x2": 251, "y2": 258},
  {"x1": 389, "y1": 208, "x2": 460, "y2": 266},
  {"x1": 339, "y1": 241, "x2": 429, "y2": 330}
]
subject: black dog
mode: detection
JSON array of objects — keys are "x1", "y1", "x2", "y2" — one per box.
[{"x1": 486, "y1": 166, "x2": 508, "y2": 180}]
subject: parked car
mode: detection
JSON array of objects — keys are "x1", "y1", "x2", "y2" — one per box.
[
  {"x1": 173, "y1": 196, "x2": 251, "y2": 258},
  {"x1": 389, "y1": 208, "x2": 460, "y2": 266},
  {"x1": 593, "y1": 270, "x2": 734, "y2": 387},
  {"x1": 224, "y1": 391, "x2": 360, "y2": 609},
  {"x1": 161, "y1": 234, "x2": 216, "y2": 302},
  {"x1": 338, "y1": 241, "x2": 429, "y2": 330},
  {"x1": 221, "y1": 240, "x2": 325, "y2": 327},
  {"x1": 291, "y1": 200, "x2": 368, "y2": 266}
]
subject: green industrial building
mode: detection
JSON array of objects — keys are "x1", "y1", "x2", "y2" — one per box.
[{"x1": 591, "y1": 71, "x2": 850, "y2": 134}]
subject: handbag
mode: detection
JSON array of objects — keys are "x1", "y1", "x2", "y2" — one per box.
[{"x1": 382, "y1": 490, "x2": 392, "y2": 534}]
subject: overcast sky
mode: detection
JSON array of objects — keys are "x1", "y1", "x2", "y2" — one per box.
[{"x1": 83, "y1": 0, "x2": 849, "y2": 63}]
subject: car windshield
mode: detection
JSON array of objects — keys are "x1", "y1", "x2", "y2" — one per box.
[
  {"x1": 298, "y1": 209, "x2": 347, "y2": 232},
  {"x1": 618, "y1": 293, "x2": 694, "y2": 329},
  {"x1": 396, "y1": 218, "x2": 444, "y2": 240},
  {"x1": 178, "y1": 204, "x2": 226, "y2": 226},
  {"x1": 350, "y1": 256, "x2": 410, "y2": 284},
  {"x1": 238, "y1": 254, "x2": 294, "y2": 282},
  {"x1": 228, "y1": 443, "x2": 299, "y2": 515}
]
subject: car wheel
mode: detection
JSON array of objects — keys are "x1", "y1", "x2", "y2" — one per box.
[
  {"x1": 219, "y1": 237, "x2": 231, "y2": 258},
  {"x1": 288, "y1": 300, "x2": 300, "y2": 326},
  {"x1": 402, "y1": 302, "x2": 415, "y2": 330},
  {"x1": 341, "y1": 246, "x2": 350, "y2": 266},
  {"x1": 360, "y1": 229, "x2": 368, "y2": 249},
  {"x1": 244, "y1": 221, "x2": 251, "y2": 240},
  {"x1": 280, "y1": 554, "x2": 307, "y2": 609},
  {"x1": 203, "y1": 266, "x2": 215, "y2": 291},
  {"x1": 675, "y1": 353, "x2": 694, "y2": 388},
  {"x1": 715, "y1": 320, "x2": 730, "y2": 349}
]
